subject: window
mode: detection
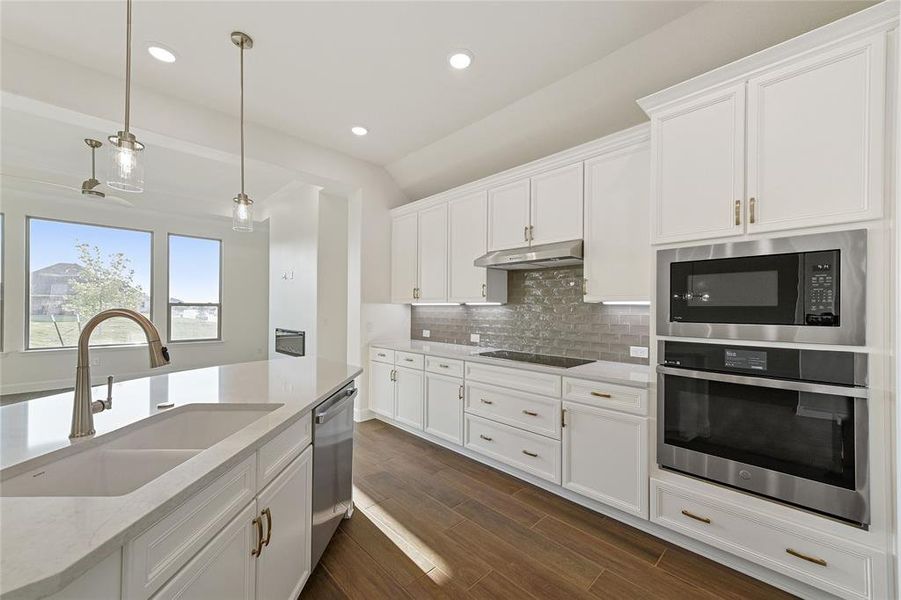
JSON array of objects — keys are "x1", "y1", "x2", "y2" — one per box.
[
  {"x1": 168, "y1": 234, "x2": 221, "y2": 341},
  {"x1": 27, "y1": 218, "x2": 153, "y2": 349}
]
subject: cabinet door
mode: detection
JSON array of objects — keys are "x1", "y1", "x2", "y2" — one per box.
[
  {"x1": 530, "y1": 163, "x2": 584, "y2": 245},
  {"x1": 424, "y1": 373, "x2": 463, "y2": 444},
  {"x1": 746, "y1": 34, "x2": 885, "y2": 233},
  {"x1": 487, "y1": 179, "x2": 531, "y2": 251},
  {"x1": 151, "y1": 503, "x2": 257, "y2": 600},
  {"x1": 651, "y1": 84, "x2": 746, "y2": 244},
  {"x1": 562, "y1": 402, "x2": 648, "y2": 518},
  {"x1": 417, "y1": 204, "x2": 448, "y2": 302},
  {"x1": 394, "y1": 366, "x2": 424, "y2": 430},
  {"x1": 369, "y1": 361, "x2": 395, "y2": 419},
  {"x1": 583, "y1": 142, "x2": 651, "y2": 303},
  {"x1": 448, "y1": 191, "x2": 489, "y2": 303},
  {"x1": 390, "y1": 213, "x2": 418, "y2": 303},
  {"x1": 256, "y1": 446, "x2": 313, "y2": 600}
]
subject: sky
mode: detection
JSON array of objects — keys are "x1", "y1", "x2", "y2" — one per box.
[{"x1": 29, "y1": 219, "x2": 220, "y2": 302}]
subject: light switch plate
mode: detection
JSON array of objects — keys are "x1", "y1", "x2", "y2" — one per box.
[
  {"x1": 630, "y1": 346, "x2": 649, "y2": 359},
  {"x1": 422, "y1": 329, "x2": 430, "y2": 338},
  {"x1": 470, "y1": 333, "x2": 480, "y2": 343}
]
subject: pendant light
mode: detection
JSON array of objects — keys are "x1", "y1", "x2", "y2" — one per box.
[
  {"x1": 107, "y1": 0, "x2": 144, "y2": 193},
  {"x1": 231, "y1": 31, "x2": 254, "y2": 232}
]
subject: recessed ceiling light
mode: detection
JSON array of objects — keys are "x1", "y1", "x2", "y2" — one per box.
[
  {"x1": 448, "y1": 50, "x2": 473, "y2": 70},
  {"x1": 147, "y1": 43, "x2": 177, "y2": 63},
  {"x1": 351, "y1": 126, "x2": 368, "y2": 136}
]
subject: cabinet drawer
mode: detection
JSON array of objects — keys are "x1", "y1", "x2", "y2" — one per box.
[
  {"x1": 652, "y1": 480, "x2": 876, "y2": 600},
  {"x1": 465, "y1": 362, "x2": 562, "y2": 397},
  {"x1": 563, "y1": 378, "x2": 648, "y2": 416},
  {"x1": 396, "y1": 351, "x2": 424, "y2": 369},
  {"x1": 425, "y1": 355, "x2": 464, "y2": 377},
  {"x1": 124, "y1": 455, "x2": 257, "y2": 600},
  {"x1": 370, "y1": 347, "x2": 395, "y2": 364},
  {"x1": 465, "y1": 382, "x2": 561, "y2": 439},
  {"x1": 464, "y1": 414, "x2": 560, "y2": 484},
  {"x1": 257, "y1": 412, "x2": 311, "y2": 492}
]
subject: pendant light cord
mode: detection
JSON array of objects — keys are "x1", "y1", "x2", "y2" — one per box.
[
  {"x1": 124, "y1": 0, "x2": 132, "y2": 133},
  {"x1": 240, "y1": 38, "x2": 245, "y2": 195}
]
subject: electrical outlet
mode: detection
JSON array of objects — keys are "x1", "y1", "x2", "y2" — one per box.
[
  {"x1": 630, "y1": 346, "x2": 649, "y2": 359},
  {"x1": 422, "y1": 329, "x2": 430, "y2": 338},
  {"x1": 470, "y1": 333, "x2": 480, "y2": 343}
]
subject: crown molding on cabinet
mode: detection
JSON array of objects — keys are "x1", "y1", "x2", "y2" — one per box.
[
  {"x1": 390, "y1": 122, "x2": 650, "y2": 217},
  {"x1": 637, "y1": 1, "x2": 899, "y2": 115}
]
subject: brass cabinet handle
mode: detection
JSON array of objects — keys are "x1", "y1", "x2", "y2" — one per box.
[
  {"x1": 786, "y1": 548, "x2": 827, "y2": 567},
  {"x1": 590, "y1": 391, "x2": 612, "y2": 398},
  {"x1": 479, "y1": 434, "x2": 493, "y2": 442},
  {"x1": 251, "y1": 516, "x2": 264, "y2": 556},
  {"x1": 458, "y1": 385, "x2": 464, "y2": 400},
  {"x1": 404, "y1": 357, "x2": 415, "y2": 362},
  {"x1": 481, "y1": 283, "x2": 487, "y2": 298},
  {"x1": 561, "y1": 408, "x2": 567, "y2": 428},
  {"x1": 734, "y1": 200, "x2": 741, "y2": 226},
  {"x1": 262, "y1": 508, "x2": 272, "y2": 547},
  {"x1": 523, "y1": 226, "x2": 529, "y2": 242},
  {"x1": 749, "y1": 197, "x2": 757, "y2": 224},
  {"x1": 528, "y1": 225, "x2": 534, "y2": 241},
  {"x1": 522, "y1": 449, "x2": 538, "y2": 458},
  {"x1": 681, "y1": 509, "x2": 711, "y2": 524},
  {"x1": 522, "y1": 409, "x2": 538, "y2": 417},
  {"x1": 377, "y1": 353, "x2": 386, "y2": 357},
  {"x1": 439, "y1": 363, "x2": 450, "y2": 368},
  {"x1": 480, "y1": 398, "x2": 493, "y2": 405},
  {"x1": 390, "y1": 369, "x2": 396, "y2": 382}
]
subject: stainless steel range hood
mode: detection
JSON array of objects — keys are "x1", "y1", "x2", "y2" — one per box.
[{"x1": 474, "y1": 239, "x2": 583, "y2": 270}]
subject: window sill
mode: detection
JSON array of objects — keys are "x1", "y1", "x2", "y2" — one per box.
[{"x1": 167, "y1": 339, "x2": 224, "y2": 345}]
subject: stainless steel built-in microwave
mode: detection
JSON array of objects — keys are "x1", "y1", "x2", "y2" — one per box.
[{"x1": 657, "y1": 230, "x2": 866, "y2": 345}]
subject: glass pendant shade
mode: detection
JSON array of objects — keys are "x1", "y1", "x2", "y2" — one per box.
[
  {"x1": 107, "y1": 132, "x2": 144, "y2": 193},
  {"x1": 232, "y1": 193, "x2": 254, "y2": 232}
]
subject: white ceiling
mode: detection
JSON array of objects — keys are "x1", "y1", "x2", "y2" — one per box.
[{"x1": 0, "y1": 0, "x2": 703, "y2": 167}]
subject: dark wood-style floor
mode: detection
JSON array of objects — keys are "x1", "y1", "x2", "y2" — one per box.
[{"x1": 301, "y1": 419, "x2": 796, "y2": 599}]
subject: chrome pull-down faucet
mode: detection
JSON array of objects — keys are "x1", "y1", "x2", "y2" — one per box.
[{"x1": 70, "y1": 309, "x2": 170, "y2": 439}]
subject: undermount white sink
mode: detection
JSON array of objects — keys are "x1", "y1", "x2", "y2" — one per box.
[{"x1": 1, "y1": 404, "x2": 280, "y2": 497}]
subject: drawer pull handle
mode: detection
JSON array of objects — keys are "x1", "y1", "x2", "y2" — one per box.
[
  {"x1": 680, "y1": 509, "x2": 711, "y2": 524},
  {"x1": 251, "y1": 516, "x2": 264, "y2": 556},
  {"x1": 404, "y1": 358, "x2": 415, "y2": 362},
  {"x1": 479, "y1": 434, "x2": 493, "y2": 442},
  {"x1": 522, "y1": 410, "x2": 538, "y2": 417},
  {"x1": 262, "y1": 508, "x2": 273, "y2": 547},
  {"x1": 522, "y1": 450, "x2": 538, "y2": 458},
  {"x1": 481, "y1": 399, "x2": 493, "y2": 405},
  {"x1": 590, "y1": 391, "x2": 612, "y2": 398},
  {"x1": 377, "y1": 353, "x2": 386, "y2": 357},
  {"x1": 786, "y1": 548, "x2": 827, "y2": 567},
  {"x1": 439, "y1": 364, "x2": 450, "y2": 368},
  {"x1": 458, "y1": 385, "x2": 464, "y2": 400}
]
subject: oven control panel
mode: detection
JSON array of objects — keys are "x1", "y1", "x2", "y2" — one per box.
[{"x1": 803, "y1": 250, "x2": 840, "y2": 326}]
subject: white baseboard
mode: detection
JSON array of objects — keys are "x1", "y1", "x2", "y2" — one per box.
[{"x1": 354, "y1": 408, "x2": 374, "y2": 422}]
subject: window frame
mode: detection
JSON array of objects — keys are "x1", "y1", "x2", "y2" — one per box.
[
  {"x1": 25, "y1": 215, "x2": 155, "y2": 351},
  {"x1": 166, "y1": 232, "x2": 223, "y2": 344}
]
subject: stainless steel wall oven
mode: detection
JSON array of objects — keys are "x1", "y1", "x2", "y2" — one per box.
[{"x1": 657, "y1": 341, "x2": 869, "y2": 527}]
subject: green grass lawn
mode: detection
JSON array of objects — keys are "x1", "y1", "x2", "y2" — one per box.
[{"x1": 29, "y1": 316, "x2": 218, "y2": 348}]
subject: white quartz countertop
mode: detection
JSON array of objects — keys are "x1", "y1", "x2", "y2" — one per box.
[
  {"x1": 370, "y1": 340, "x2": 651, "y2": 388},
  {"x1": 0, "y1": 357, "x2": 361, "y2": 599}
]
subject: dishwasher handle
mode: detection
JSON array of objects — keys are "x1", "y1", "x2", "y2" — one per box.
[{"x1": 315, "y1": 388, "x2": 357, "y2": 424}]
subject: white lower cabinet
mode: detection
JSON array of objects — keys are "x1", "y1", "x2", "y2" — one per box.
[
  {"x1": 562, "y1": 402, "x2": 648, "y2": 518},
  {"x1": 424, "y1": 372, "x2": 464, "y2": 444},
  {"x1": 151, "y1": 503, "x2": 257, "y2": 600},
  {"x1": 255, "y1": 447, "x2": 314, "y2": 600},
  {"x1": 369, "y1": 360, "x2": 395, "y2": 419},
  {"x1": 464, "y1": 413, "x2": 561, "y2": 484},
  {"x1": 394, "y1": 366, "x2": 424, "y2": 430}
]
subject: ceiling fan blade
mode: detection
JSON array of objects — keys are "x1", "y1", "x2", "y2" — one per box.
[
  {"x1": 1, "y1": 173, "x2": 134, "y2": 207},
  {"x1": 101, "y1": 193, "x2": 135, "y2": 208}
]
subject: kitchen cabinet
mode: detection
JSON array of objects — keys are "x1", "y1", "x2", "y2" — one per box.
[
  {"x1": 448, "y1": 191, "x2": 507, "y2": 303},
  {"x1": 529, "y1": 162, "x2": 584, "y2": 245},
  {"x1": 369, "y1": 360, "x2": 396, "y2": 419},
  {"x1": 746, "y1": 34, "x2": 885, "y2": 233},
  {"x1": 390, "y1": 213, "x2": 418, "y2": 303},
  {"x1": 562, "y1": 401, "x2": 648, "y2": 518},
  {"x1": 417, "y1": 203, "x2": 448, "y2": 302},
  {"x1": 255, "y1": 447, "x2": 314, "y2": 600},
  {"x1": 394, "y1": 366, "x2": 424, "y2": 430},
  {"x1": 650, "y1": 84, "x2": 746, "y2": 244},
  {"x1": 487, "y1": 179, "x2": 531, "y2": 251},
  {"x1": 424, "y1": 372, "x2": 464, "y2": 444},
  {"x1": 583, "y1": 140, "x2": 650, "y2": 303}
]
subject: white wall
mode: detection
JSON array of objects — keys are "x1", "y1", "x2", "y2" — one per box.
[
  {"x1": 0, "y1": 191, "x2": 270, "y2": 394},
  {"x1": 317, "y1": 193, "x2": 348, "y2": 364}
]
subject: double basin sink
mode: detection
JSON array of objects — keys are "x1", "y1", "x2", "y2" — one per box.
[{"x1": 1, "y1": 404, "x2": 281, "y2": 497}]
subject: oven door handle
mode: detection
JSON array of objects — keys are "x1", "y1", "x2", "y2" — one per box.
[{"x1": 656, "y1": 366, "x2": 868, "y2": 398}]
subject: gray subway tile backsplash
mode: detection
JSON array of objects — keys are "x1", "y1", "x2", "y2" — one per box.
[{"x1": 410, "y1": 265, "x2": 650, "y2": 365}]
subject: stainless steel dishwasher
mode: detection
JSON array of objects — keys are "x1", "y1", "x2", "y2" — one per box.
[{"x1": 311, "y1": 382, "x2": 356, "y2": 567}]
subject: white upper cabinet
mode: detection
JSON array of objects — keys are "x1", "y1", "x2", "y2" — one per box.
[
  {"x1": 746, "y1": 34, "x2": 886, "y2": 233},
  {"x1": 448, "y1": 192, "x2": 488, "y2": 302},
  {"x1": 530, "y1": 162, "x2": 584, "y2": 245},
  {"x1": 583, "y1": 140, "x2": 651, "y2": 303},
  {"x1": 651, "y1": 84, "x2": 746, "y2": 244},
  {"x1": 390, "y1": 213, "x2": 418, "y2": 303},
  {"x1": 487, "y1": 179, "x2": 531, "y2": 251},
  {"x1": 417, "y1": 204, "x2": 448, "y2": 303}
]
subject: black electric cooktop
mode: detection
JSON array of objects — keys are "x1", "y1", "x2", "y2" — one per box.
[{"x1": 477, "y1": 350, "x2": 593, "y2": 369}]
